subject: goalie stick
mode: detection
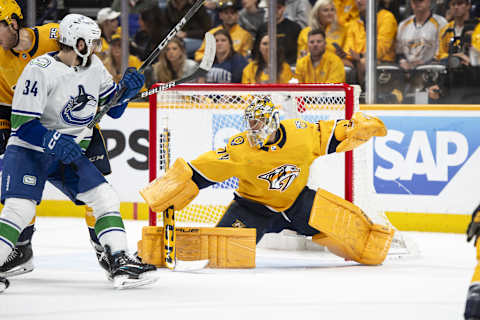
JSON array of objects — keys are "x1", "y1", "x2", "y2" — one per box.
[
  {"x1": 74, "y1": 0, "x2": 213, "y2": 143},
  {"x1": 160, "y1": 121, "x2": 208, "y2": 271}
]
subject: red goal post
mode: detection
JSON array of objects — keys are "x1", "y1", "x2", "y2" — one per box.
[{"x1": 148, "y1": 83, "x2": 360, "y2": 227}]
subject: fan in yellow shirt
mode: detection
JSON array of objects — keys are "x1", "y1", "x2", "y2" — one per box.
[
  {"x1": 295, "y1": 28, "x2": 345, "y2": 83},
  {"x1": 297, "y1": 0, "x2": 347, "y2": 61},
  {"x1": 242, "y1": 33, "x2": 293, "y2": 83}
]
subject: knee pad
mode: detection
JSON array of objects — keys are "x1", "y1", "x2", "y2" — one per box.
[
  {"x1": 76, "y1": 183, "x2": 120, "y2": 218},
  {"x1": 0, "y1": 198, "x2": 36, "y2": 244}
]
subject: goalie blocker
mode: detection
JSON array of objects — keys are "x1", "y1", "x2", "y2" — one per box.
[{"x1": 140, "y1": 109, "x2": 391, "y2": 266}]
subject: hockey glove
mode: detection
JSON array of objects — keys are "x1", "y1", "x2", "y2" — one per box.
[
  {"x1": 107, "y1": 67, "x2": 145, "y2": 119},
  {"x1": 0, "y1": 105, "x2": 11, "y2": 155},
  {"x1": 467, "y1": 204, "x2": 480, "y2": 245},
  {"x1": 42, "y1": 130, "x2": 83, "y2": 164},
  {"x1": 118, "y1": 67, "x2": 145, "y2": 102}
]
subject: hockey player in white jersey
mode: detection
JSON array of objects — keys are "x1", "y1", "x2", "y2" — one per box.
[{"x1": 0, "y1": 14, "x2": 157, "y2": 292}]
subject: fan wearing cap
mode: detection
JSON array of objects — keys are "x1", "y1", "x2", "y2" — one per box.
[
  {"x1": 195, "y1": 0, "x2": 253, "y2": 62},
  {"x1": 254, "y1": 0, "x2": 302, "y2": 65},
  {"x1": 96, "y1": 7, "x2": 121, "y2": 59}
]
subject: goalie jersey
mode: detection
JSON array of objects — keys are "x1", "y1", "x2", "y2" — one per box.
[
  {"x1": 189, "y1": 118, "x2": 342, "y2": 212},
  {"x1": 10, "y1": 53, "x2": 116, "y2": 151},
  {"x1": 0, "y1": 23, "x2": 60, "y2": 106}
]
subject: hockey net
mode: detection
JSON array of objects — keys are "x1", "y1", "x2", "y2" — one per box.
[{"x1": 147, "y1": 83, "x2": 412, "y2": 255}]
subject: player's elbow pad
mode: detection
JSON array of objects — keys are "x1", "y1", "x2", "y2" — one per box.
[
  {"x1": 107, "y1": 102, "x2": 128, "y2": 119},
  {"x1": 15, "y1": 119, "x2": 48, "y2": 147}
]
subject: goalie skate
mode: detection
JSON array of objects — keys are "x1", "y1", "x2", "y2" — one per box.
[
  {"x1": 105, "y1": 246, "x2": 158, "y2": 290},
  {"x1": 0, "y1": 276, "x2": 9, "y2": 293},
  {"x1": 0, "y1": 243, "x2": 34, "y2": 277}
]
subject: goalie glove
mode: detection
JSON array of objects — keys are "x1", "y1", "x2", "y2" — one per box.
[
  {"x1": 336, "y1": 112, "x2": 387, "y2": 153},
  {"x1": 467, "y1": 204, "x2": 480, "y2": 245}
]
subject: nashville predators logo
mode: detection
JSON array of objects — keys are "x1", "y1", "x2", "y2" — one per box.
[{"x1": 257, "y1": 164, "x2": 300, "y2": 191}]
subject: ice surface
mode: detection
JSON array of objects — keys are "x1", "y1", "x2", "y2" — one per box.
[{"x1": 0, "y1": 217, "x2": 475, "y2": 320}]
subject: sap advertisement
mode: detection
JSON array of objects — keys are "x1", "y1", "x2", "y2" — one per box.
[
  {"x1": 366, "y1": 109, "x2": 480, "y2": 215},
  {"x1": 42, "y1": 104, "x2": 480, "y2": 216}
]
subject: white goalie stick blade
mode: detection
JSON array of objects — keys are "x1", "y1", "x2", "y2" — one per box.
[
  {"x1": 113, "y1": 271, "x2": 158, "y2": 290},
  {"x1": 173, "y1": 259, "x2": 209, "y2": 272},
  {"x1": 139, "y1": 32, "x2": 216, "y2": 99}
]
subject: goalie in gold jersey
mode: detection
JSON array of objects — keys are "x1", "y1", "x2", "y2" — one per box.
[
  {"x1": 0, "y1": 0, "x2": 112, "y2": 279},
  {"x1": 141, "y1": 97, "x2": 396, "y2": 266}
]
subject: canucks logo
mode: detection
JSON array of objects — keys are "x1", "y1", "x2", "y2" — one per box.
[
  {"x1": 258, "y1": 164, "x2": 300, "y2": 191},
  {"x1": 61, "y1": 85, "x2": 96, "y2": 126}
]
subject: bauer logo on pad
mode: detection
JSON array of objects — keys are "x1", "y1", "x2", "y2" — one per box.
[{"x1": 373, "y1": 116, "x2": 480, "y2": 195}]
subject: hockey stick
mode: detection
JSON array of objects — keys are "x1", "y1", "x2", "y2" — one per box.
[
  {"x1": 160, "y1": 122, "x2": 208, "y2": 271},
  {"x1": 74, "y1": 0, "x2": 209, "y2": 144}
]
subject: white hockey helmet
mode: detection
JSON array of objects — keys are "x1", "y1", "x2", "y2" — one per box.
[
  {"x1": 244, "y1": 97, "x2": 280, "y2": 149},
  {"x1": 59, "y1": 14, "x2": 102, "y2": 66}
]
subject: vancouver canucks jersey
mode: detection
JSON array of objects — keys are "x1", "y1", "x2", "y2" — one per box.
[
  {"x1": 10, "y1": 53, "x2": 116, "y2": 151},
  {"x1": 0, "y1": 23, "x2": 59, "y2": 107},
  {"x1": 189, "y1": 118, "x2": 340, "y2": 212}
]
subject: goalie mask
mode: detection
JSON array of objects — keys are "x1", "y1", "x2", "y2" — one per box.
[
  {"x1": 244, "y1": 98, "x2": 280, "y2": 149},
  {"x1": 59, "y1": 14, "x2": 102, "y2": 67}
]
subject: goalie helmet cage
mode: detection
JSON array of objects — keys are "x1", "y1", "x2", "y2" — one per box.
[{"x1": 147, "y1": 83, "x2": 380, "y2": 227}]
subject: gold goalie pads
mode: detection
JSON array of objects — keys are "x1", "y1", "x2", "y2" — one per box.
[
  {"x1": 309, "y1": 188, "x2": 394, "y2": 265},
  {"x1": 138, "y1": 226, "x2": 256, "y2": 268},
  {"x1": 336, "y1": 112, "x2": 387, "y2": 153},
  {"x1": 139, "y1": 158, "x2": 199, "y2": 212}
]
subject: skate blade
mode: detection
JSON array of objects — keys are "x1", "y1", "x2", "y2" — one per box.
[
  {"x1": 113, "y1": 272, "x2": 158, "y2": 290},
  {"x1": 173, "y1": 259, "x2": 209, "y2": 272},
  {"x1": 0, "y1": 260, "x2": 34, "y2": 278}
]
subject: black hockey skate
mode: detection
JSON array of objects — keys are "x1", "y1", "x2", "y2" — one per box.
[
  {"x1": 0, "y1": 276, "x2": 9, "y2": 293},
  {"x1": 104, "y1": 245, "x2": 157, "y2": 289},
  {"x1": 0, "y1": 243, "x2": 34, "y2": 277},
  {"x1": 91, "y1": 241, "x2": 110, "y2": 276}
]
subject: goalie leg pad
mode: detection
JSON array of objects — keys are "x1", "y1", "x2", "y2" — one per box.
[
  {"x1": 309, "y1": 188, "x2": 394, "y2": 265},
  {"x1": 138, "y1": 226, "x2": 256, "y2": 268},
  {"x1": 140, "y1": 158, "x2": 199, "y2": 212}
]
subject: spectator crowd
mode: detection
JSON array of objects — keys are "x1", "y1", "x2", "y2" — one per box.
[{"x1": 36, "y1": 0, "x2": 480, "y2": 103}]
